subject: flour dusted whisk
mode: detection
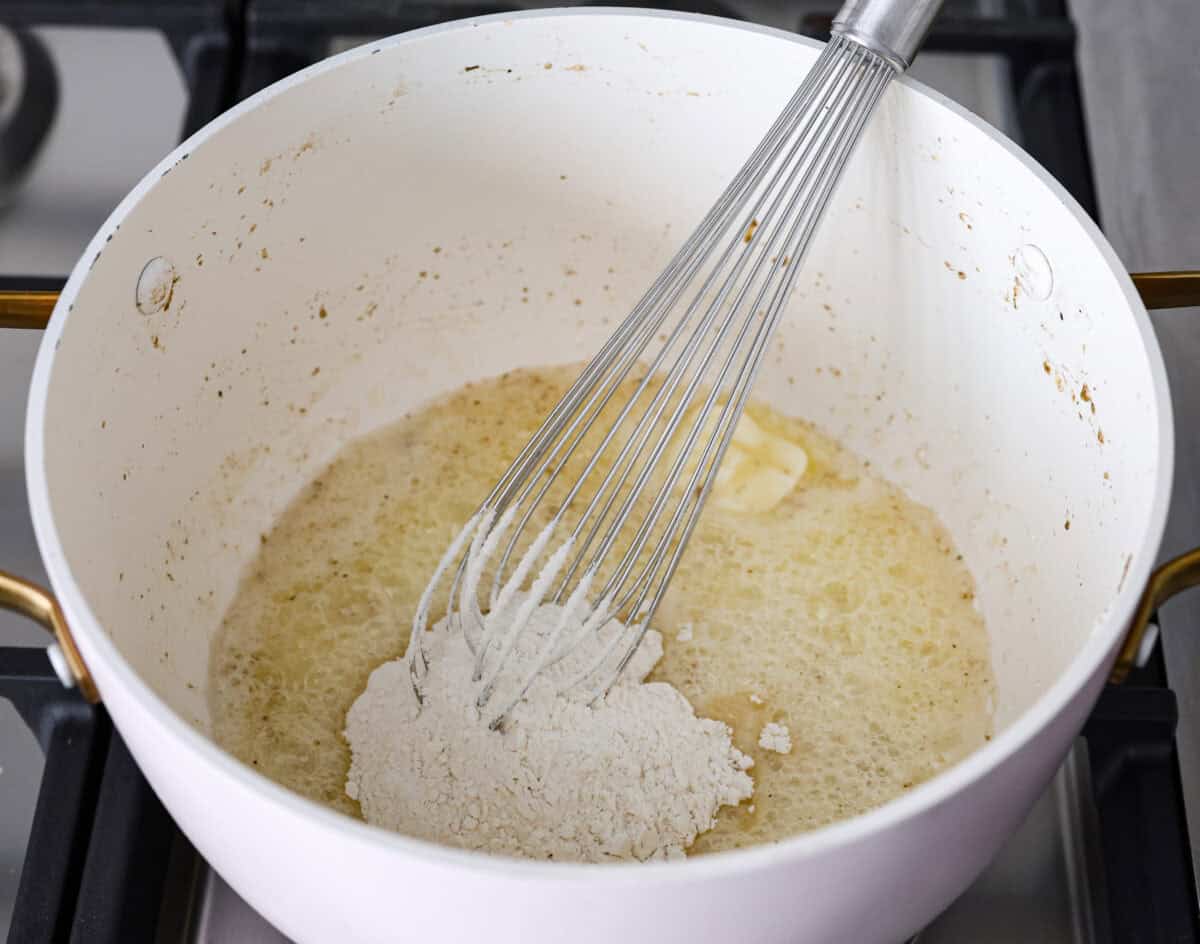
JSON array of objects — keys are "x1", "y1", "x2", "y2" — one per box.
[{"x1": 407, "y1": 0, "x2": 943, "y2": 727}]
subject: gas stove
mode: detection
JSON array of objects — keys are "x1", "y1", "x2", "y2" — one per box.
[{"x1": 1, "y1": 2, "x2": 1198, "y2": 942}]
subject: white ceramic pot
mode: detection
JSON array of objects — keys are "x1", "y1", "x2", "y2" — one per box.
[{"x1": 2, "y1": 10, "x2": 1197, "y2": 943}]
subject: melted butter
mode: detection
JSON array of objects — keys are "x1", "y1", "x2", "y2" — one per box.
[{"x1": 210, "y1": 365, "x2": 994, "y2": 854}]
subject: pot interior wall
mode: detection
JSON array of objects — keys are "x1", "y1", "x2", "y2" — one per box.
[{"x1": 37, "y1": 14, "x2": 1161, "y2": 742}]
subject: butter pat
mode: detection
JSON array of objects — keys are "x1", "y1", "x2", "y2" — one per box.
[{"x1": 712, "y1": 413, "x2": 808, "y2": 514}]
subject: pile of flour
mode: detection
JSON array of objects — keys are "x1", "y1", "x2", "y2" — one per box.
[{"x1": 345, "y1": 595, "x2": 753, "y2": 862}]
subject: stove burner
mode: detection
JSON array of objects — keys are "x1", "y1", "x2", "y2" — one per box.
[{"x1": 0, "y1": 27, "x2": 58, "y2": 208}]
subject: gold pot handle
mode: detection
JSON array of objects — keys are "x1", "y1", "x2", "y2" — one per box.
[
  {"x1": 0, "y1": 290, "x2": 57, "y2": 329},
  {"x1": 0, "y1": 570, "x2": 100, "y2": 702},
  {"x1": 1, "y1": 272, "x2": 1199, "y2": 329},
  {"x1": 1111, "y1": 549, "x2": 1200, "y2": 684},
  {"x1": 1130, "y1": 271, "x2": 1200, "y2": 311}
]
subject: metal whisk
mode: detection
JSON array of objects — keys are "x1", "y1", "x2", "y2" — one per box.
[{"x1": 407, "y1": 0, "x2": 943, "y2": 727}]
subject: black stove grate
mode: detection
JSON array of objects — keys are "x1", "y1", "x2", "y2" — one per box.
[
  {"x1": 1084, "y1": 646, "x2": 1200, "y2": 943},
  {"x1": 0, "y1": 648, "x2": 180, "y2": 944}
]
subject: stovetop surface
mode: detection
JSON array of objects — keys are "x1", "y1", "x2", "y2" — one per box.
[{"x1": 2, "y1": 1, "x2": 1199, "y2": 941}]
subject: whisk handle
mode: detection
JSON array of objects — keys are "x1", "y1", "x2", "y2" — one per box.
[{"x1": 832, "y1": 0, "x2": 945, "y2": 71}]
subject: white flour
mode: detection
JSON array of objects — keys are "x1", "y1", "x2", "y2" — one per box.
[
  {"x1": 758, "y1": 722, "x2": 792, "y2": 754},
  {"x1": 345, "y1": 594, "x2": 753, "y2": 862}
]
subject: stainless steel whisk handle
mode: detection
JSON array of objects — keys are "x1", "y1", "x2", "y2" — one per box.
[{"x1": 832, "y1": 0, "x2": 945, "y2": 72}]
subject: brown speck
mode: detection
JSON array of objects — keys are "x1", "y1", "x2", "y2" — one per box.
[
  {"x1": 560, "y1": 174, "x2": 568, "y2": 181},
  {"x1": 1118, "y1": 554, "x2": 1133, "y2": 592},
  {"x1": 1097, "y1": 429, "x2": 1105, "y2": 444},
  {"x1": 744, "y1": 219, "x2": 759, "y2": 243},
  {"x1": 237, "y1": 185, "x2": 246, "y2": 195},
  {"x1": 260, "y1": 247, "x2": 269, "y2": 260},
  {"x1": 1043, "y1": 360, "x2": 1052, "y2": 375},
  {"x1": 151, "y1": 335, "x2": 160, "y2": 349},
  {"x1": 957, "y1": 270, "x2": 966, "y2": 280},
  {"x1": 1080, "y1": 384, "x2": 1091, "y2": 402},
  {"x1": 319, "y1": 306, "x2": 328, "y2": 319},
  {"x1": 1104, "y1": 471, "x2": 1111, "y2": 480},
  {"x1": 196, "y1": 253, "x2": 204, "y2": 267},
  {"x1": 311, "y1": 367, "x2": 320, "y2": 376},
  {"x1": 544, "y1": 62, "x2": 553, "y2": 69},
  {"x1": 432, "y1": 246, "x2": 442, "y2": 254},
  {"x1": 464, "y1": 64, "x2": 480, "y2": 72},
  {"x1": 1064, "y1": 519, "x2": 1071, "y2": 530},
  {"x1": 574, "y1": 298, "x2": 582, "y2": 306},
  {"x1": 249, "y1": 223, "x2": 257, "y2": 233},
  {"x1": 101, "y1": 420, "x2": 107, "y2": 429},
  {"x1": 260, "y1": 158, "x2": 272, "y2": 174},
  {"x1": 565, "y1": 64, "x2": 586, "y2": 72}
]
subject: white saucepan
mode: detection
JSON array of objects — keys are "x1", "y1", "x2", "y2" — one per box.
[{"x1": 2, "y1": 10, "x2": 1199, "y2": 944}]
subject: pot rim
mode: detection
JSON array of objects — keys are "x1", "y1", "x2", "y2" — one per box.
[{"x1": 23, "y1": 6, "x2": 1175, "y2": 883}]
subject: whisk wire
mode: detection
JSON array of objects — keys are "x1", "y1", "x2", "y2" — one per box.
[
  {"x1": 593, "y1": 56, "x2": 897, "y2": 699},
  {"x1": 480, "y1": 46, "x2": 860, "y2": 601},
  {"x1": 576, "y1": 45, "x2": 878, "y2": 599},
  {"x1": 407, "y1": 33, "x2": 899, "y2": 724}
]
